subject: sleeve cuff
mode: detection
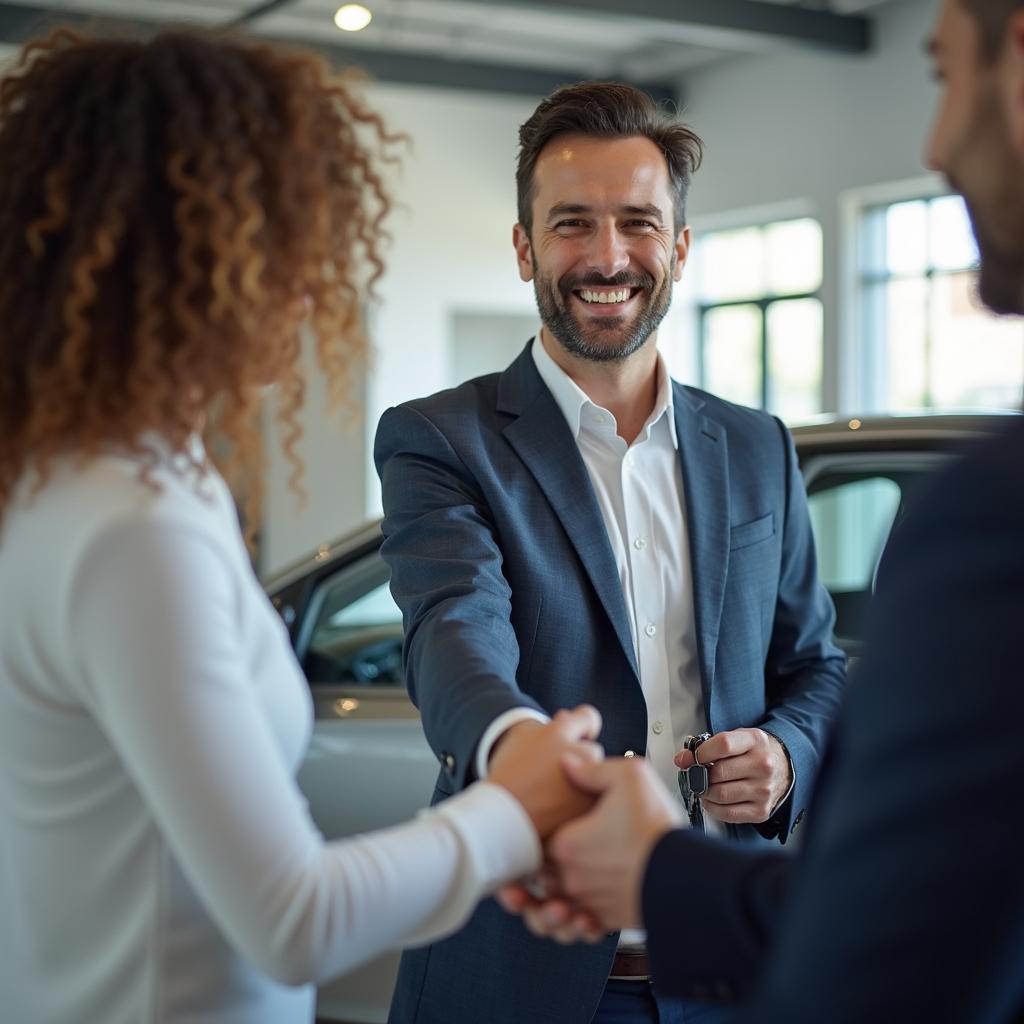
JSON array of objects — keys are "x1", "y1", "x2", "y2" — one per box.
[
  {"x1": 474, "y1": 707, "x2": 551, "y2": 780},
  {"x1": 433, "y1": 781, "x2": 543, "y2": 885},
  {"x1": 403, "y1": 781, "x2": 543, "y2": 946}
]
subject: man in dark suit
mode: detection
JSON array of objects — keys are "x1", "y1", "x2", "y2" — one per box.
[
  {"x1": 375, "y1": 81, "x2": 846, "y2": 1023},
  {"x1": 520, "y1": 2, "x2": 1024, "y2": 1020}
]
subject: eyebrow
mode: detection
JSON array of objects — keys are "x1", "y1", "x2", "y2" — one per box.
[{"x1": 546, "y1": 202, "x2": 666, "y2": 224}]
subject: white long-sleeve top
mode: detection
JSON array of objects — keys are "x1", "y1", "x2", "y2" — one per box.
[{"x1": 0, "y1": 439, "x2": 540, "y2": 1024}]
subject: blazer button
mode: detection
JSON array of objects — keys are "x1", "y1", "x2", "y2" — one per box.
[
  {"x1": 441, "y1": 752, "x2": 456, "y2": 774},
  {"x1": 624, "y1": 750, "x2": 636, "y2": 758}
]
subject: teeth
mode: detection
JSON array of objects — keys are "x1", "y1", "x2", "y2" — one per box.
[{"x1": 581, "y1": 288, "x2": 631, "y2": 304}]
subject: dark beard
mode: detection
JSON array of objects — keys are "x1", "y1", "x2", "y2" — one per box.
[
  {"x1": 533, "y1": 266, "x2": 672, "y2": 363},
  {"x1": 971, "y1": 211, "x2": 1024, "y2": 315},
  {"x1": 948, "y1": 97, "x2": 1024, "y2": 316}
]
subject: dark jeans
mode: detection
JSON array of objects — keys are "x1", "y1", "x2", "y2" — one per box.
[{"x1": 593, "y1": 980, "x2": 731, "y2": 1024}]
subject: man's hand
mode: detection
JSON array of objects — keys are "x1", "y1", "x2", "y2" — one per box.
[
  {"x1": 487, "y1": 706, "x2": 603, "y2": 840},
  {"x1": 539, "y1": 755, "x2": 684, "y2": 932},
  {"x1": 675, "y1": 728, "x2": 792, "y2": 825}
]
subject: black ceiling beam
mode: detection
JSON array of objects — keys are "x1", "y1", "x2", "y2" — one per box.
[
  {"x1": 478, "y1": 0, "x2": 872, "y2": 54},
  {"x1": 306, "y1": 40, "x2": 679, "y2": 103},
  {"x1": 0, "y1": 2, "x2": 678, "y2": 102},
  {"x1": 226, "y1": 0, "x2": 299, "y2": 30}
]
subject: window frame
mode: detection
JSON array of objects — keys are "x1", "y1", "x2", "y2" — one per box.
[{"x1": 693, "y1": 215, "x2": 824, "y2": 415}]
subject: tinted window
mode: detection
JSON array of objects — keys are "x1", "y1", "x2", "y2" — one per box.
[
  {"x1": 804, "y1": 455, "x2": 943, "y2": 652},
  {"x1": 302, "y1": 554, "x2": 403, "y2": 686}
]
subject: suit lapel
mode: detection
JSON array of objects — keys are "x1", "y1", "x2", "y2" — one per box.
[
  {"x1": 674, "y1": 387, "x2": 730, "y2": 707},
  {"x1": 499, "y1": 347, "x2": 639, "y2": 679}
]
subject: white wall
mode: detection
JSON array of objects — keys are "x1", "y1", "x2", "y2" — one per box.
[
  {"x1": 261, "y1": 84, "x2": 541, "y2": 574},
  {"x1": 679, "y1": 0, "x2": 940, "y2": 411}
]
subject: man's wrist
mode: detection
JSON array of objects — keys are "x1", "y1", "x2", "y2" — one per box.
[
  {"x1": 474, "y1": 708, "x2": 551, "y2": 780},
  {"x1": 761, "y1": 729, "x2": 795, "y2": 813}
]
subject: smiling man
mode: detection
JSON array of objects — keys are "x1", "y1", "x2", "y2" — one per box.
[
  {"x1": 502, "y1": 4, "x2": 1024, "y2": 1022},
  {"x1": 374, "y1": 82, "x2": 846, "y2": 1024}
]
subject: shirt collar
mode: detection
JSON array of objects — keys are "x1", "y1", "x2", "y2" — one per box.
[{"x1": 530, "y1": 330, "x2": 678, "y2": 449}]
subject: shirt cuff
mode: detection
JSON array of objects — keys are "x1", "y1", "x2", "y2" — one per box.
[{"x1": 474, "y1": 707, "x2": 551, "y2": 781}]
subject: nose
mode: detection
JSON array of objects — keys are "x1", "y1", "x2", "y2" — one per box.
[{"x1": 586, "y1": 221, "x2": 630, "y2": 279}]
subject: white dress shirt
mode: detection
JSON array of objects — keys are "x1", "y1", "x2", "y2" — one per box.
[
  {"x1": 529, "y1": 336, "x2": 714, "y2": 798},
  {"x1": 0, "y1": 439, "x2": 540, "y2": 1024},
  {"x1": 479, "y1": 338, "x2": 713, "y2": 793}
]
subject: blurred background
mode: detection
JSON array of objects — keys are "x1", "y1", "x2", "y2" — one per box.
[{"x1": 3, "y1": 0, "x2": 1019, "y2": 575}]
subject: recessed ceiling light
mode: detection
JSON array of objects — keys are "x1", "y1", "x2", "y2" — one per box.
[{"x1": 335, "y1": 4, "x2": 372, "y2": 32}]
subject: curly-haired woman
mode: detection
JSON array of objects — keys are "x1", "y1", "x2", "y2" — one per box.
[{"x1": 0, "y1": 29, "x2": 601, "y2": 1024}]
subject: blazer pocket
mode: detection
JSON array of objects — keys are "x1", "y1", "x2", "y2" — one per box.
[{"x1": 730, "y1": 512, "x2": 775, "y2": 551}]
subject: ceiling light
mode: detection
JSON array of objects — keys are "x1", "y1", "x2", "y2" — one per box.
[{"x1": 334, "y1": 4, "x2": 372, "y2": 32}]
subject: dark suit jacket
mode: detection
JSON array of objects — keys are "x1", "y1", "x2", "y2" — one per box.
[
  {"x1": 643, "y1": 416, "x2": 1024, "y2": 1022},
  {"x1": 374, "y1": 341, "x2": 846, "y2": 1024}
]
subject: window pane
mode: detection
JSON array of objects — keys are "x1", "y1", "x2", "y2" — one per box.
[
  {"x1": 886, "y1": 200, "x2": 928, "y2": 275},
  {"x1": 765, "y1": 218, "x2": 822, "y2": 295},
  {"x1": 884, "y1": 277, "x2": 929, "y2": 408},
  {"x1": 304, "y1": 557, "x2": 405, "y2": 687},
  {"x1": 928, "y1": 271, "x2": 1024, "y2": 409},
  {"x1": 766, "y1": 298, "x2": 823, "y2": 420},
  {"x1": 809, "y1": 476, "x2": 902, "y2": 591},
  {"x1": 697, "y1": 228, "x2": 764, "y2": 303},
  {"x1": 808, "y1": 475, "x2": 903, "y2": 645},
  {"x1": 703, "y1": 304, "x2": 762, "y2": 407},
  {"x1": 929, "y1": 195, "x2": 977, "y2": 272}
]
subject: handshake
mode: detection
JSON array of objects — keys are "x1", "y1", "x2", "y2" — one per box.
[{"x1": 485, "y1": 706, "x2": 793, "y2": 944}]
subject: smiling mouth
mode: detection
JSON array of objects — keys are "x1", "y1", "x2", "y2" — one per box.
[{"x1": 572, "y1": 286, "x2": 643, "y2": 305}]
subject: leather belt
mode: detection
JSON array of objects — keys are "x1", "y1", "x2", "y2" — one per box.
[{"x1": 609, "y1": 950, "x2": 651, "y2": 981}]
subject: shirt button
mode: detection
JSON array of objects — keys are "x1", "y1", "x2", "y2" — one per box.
[
  {"x1": 594, "y1": 413, "x2": 606, "y2": 425},
  {"x1": 652, "y1": 721, "x2": 664, "y2": 735},
  {"x1": 633, "y1": 537, "x2": 647, "y2": 551},
  {"x1": 644, "y1": 623, "x2": 657, "y2": 638}
]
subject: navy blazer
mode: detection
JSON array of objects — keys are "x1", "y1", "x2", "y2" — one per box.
[
  {"x1": 374, "y1": 342, "x2": 846, "y2": 1024},
  {"x1": 642, "y1": 416, "x2": 1024, "y2": 1022}
]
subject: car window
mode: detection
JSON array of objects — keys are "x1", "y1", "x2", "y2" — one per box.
[
  {"x1": 301, "y1": 554, "x2": 404, "y2": 687},
  {"x1": 803, "y1": 453, "x2": 944, "y2": 654},
  {"x1": 810, "y1": 477, "x2": 901, "y2": 593}
]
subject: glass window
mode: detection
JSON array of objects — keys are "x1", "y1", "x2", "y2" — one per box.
[
  {"x1": 859, "y1": 194, "x2": 1024, "y2": 412},
  {"x1": 804, "y1": 457, "x2": 944, "y2": 653},
  {"x1": 303, "y1": 555, "x2": 404, "y2": 687},
  {"x1": 807, "y1": 472, "x2": 903, "y2": 652},
  {"x1": 696, "y1": 217, "x2": 823, "y2": 419}
]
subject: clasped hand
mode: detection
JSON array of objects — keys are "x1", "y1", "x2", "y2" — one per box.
[{"x1": 493, "y1": 726, "x2": 792, "y2": 943}]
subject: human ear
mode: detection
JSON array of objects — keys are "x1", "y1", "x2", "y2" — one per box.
[
  {"x1": 673, "y1": 225, "x2": 691, "y2": 282},
  {"x1": 513, "y1": 223, "x2": 534, "y2": 282}
]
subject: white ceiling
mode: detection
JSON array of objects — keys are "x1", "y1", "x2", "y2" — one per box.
[{"x1": 3, "y1": 0, "x2": 899, "y2": 89}]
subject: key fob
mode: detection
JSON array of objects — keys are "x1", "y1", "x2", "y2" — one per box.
[{"x1": 685, "y1": 762, "x2": 709, "y2": 797}]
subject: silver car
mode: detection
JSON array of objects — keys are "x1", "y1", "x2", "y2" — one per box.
[{"x1": 265, "y1": 412, "x2": 1016, "y2": 1024}]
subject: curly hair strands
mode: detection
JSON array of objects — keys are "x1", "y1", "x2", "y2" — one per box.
[
  {"x1": 0, "y1": 27, "x2": 400, "y2": 539},
  {"x1": 515, "y1": 81, "x2": 704, "y2": 237}
]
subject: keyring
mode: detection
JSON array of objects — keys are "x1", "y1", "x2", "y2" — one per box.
[{"x1": 685, "y1": 731, "x2": 712, "y2": 765}]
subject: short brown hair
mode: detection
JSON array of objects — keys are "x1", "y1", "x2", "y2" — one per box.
[
  {"x1": 959, "y1": 0, "x2": 1024, "y2": 58},
  {"x1": 0, "y1": 28, "x2": 399, "y2": 533},
  {"x1": 515, "y1": 81, "x2": 703, "y2": 234}
]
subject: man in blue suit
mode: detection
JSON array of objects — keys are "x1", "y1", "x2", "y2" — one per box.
[
  {"x1": 375, "y1": 81, "x2": 846, "y2": 1024},
  {"x1": 514, "y1": 2, "x2": 1024, "y2": 1021}
]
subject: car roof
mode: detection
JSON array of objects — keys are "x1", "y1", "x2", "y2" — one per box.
[{"x1": 264, "y1": 409, "x2": 1020, "y2": 589}]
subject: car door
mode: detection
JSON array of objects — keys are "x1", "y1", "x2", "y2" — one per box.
[{"x1": 287, "y1": 548, "x2": 436, "y2": 1024}]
